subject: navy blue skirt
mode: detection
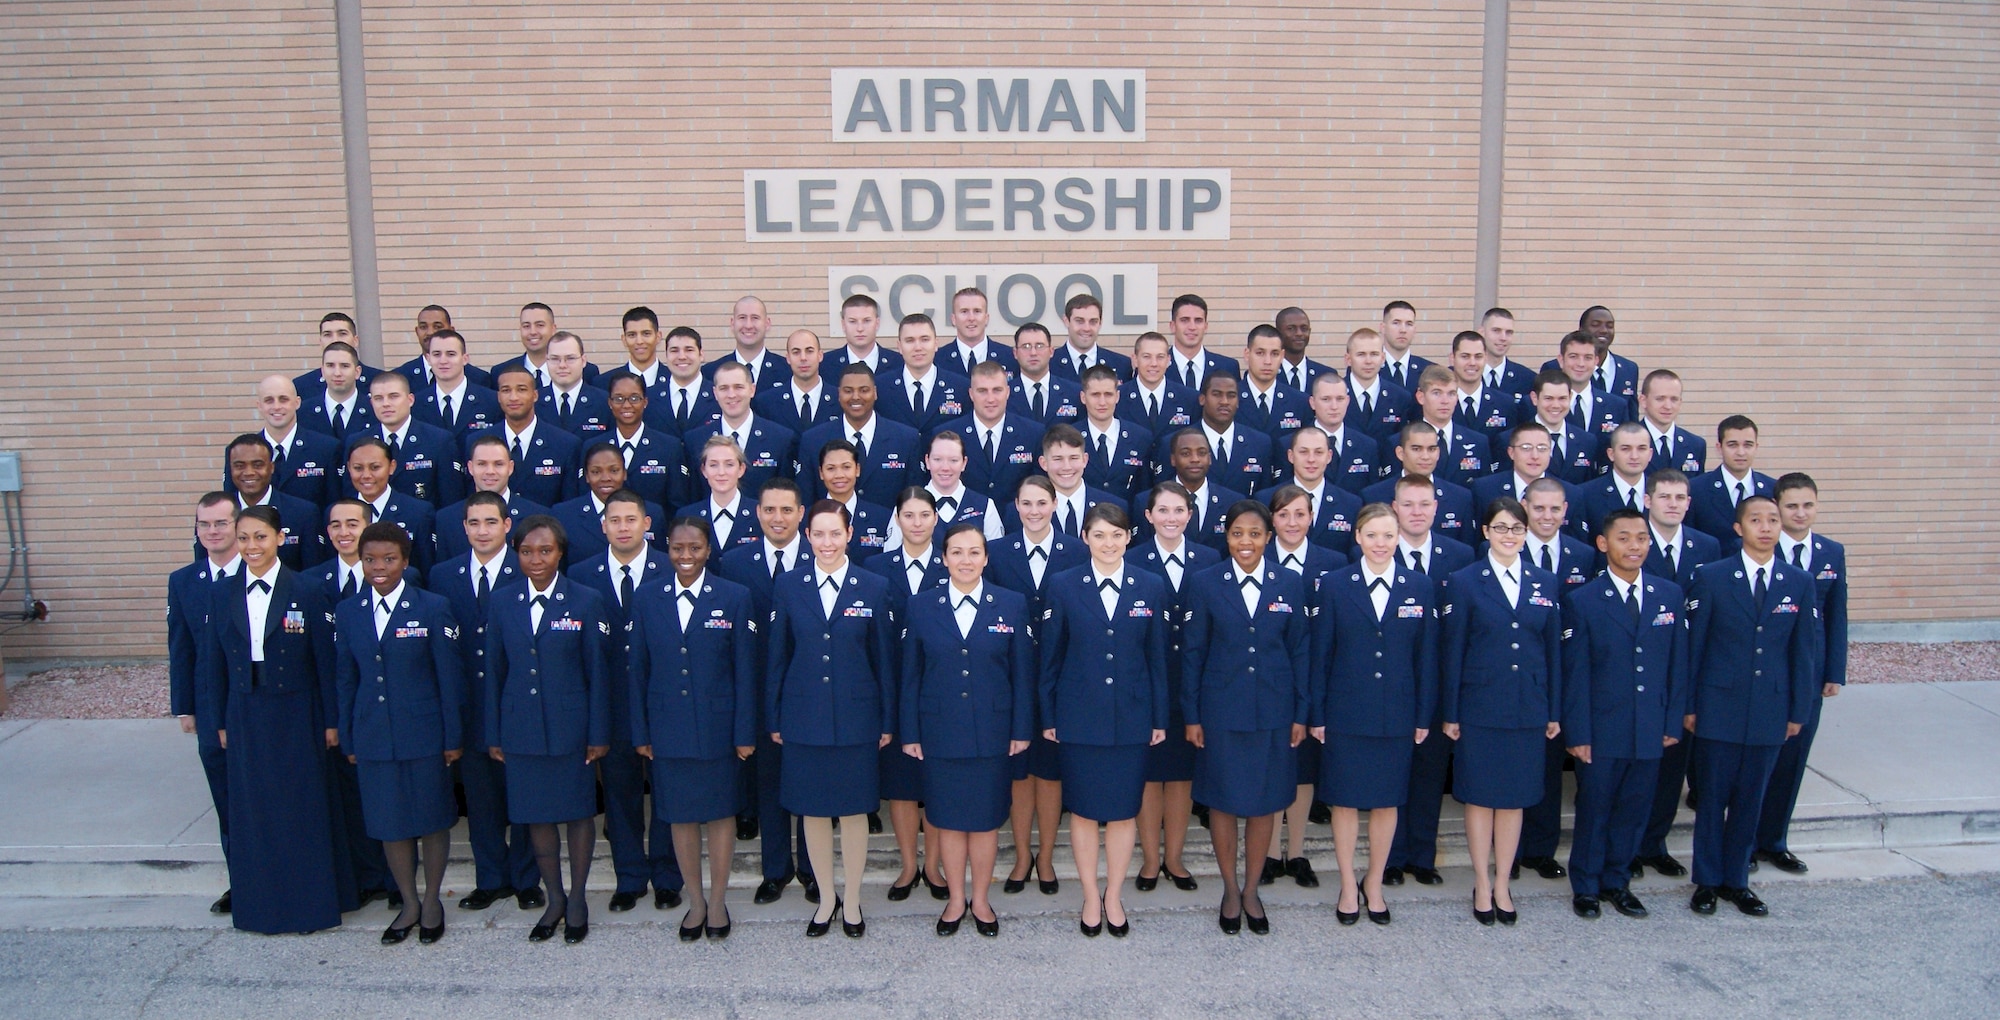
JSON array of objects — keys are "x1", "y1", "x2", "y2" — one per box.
[
  {"x1": 1320, "y1": 731, "x2": 1413, "y2": 810},
  {"x1": 1059, "y1": 742, "x2": 1148, "y2": 822},
  {"x1": 782, "y1": 742, "x2": 880, "y2": 818},
  {"x1": 1294, "y1": 732, "x2": 1322, "y2": 787},
  {"x1": 225, "y1": 687, "x2": 342, "y2": 934},
  {"x1": 505, "y1": 751, "x2": 597, "y2": 823},
  {"x1": 356, "y1": 756, "x2": 456, "y2": 841},
  {"x1": 650, "y1": 754, "x2": 740, "y2": 824},
  {"x1": 879, "y1": 742, "x2": 924, "y2": 801},
  {"x1": 1145, "y1": 724, "x2": 1197, "y2": 783},
  {"x1": 1453, "y1": 725, "x2": 1547, "y2": 809},
  {"x1": 922, "y1": 755, "x2": 1012, "y2": 832},
  {"x1": 1194, "y1": 727, "x2": 1297, "y2": 818}
]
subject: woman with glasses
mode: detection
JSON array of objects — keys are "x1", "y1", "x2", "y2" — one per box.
[{"x1": 1441, "y1": 497, "x2": 1564, "y2": 926}]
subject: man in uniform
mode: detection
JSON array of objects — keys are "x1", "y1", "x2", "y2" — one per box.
[
  {"x1": 293, "y1": 312, "x2": 381, "y2": 399},
  {"x1": 1077, "y1": 364, "x2": 1153, "y2": 502},
  {"x1": 1687, "y1": 415, "x2": 1775, "y2": 556},
  {"x1": 1306, "y1": 373, "x2": 1380, "y2": 496},
  {"x1": 491, "y1": 364, "x2": 581, "y2": 508},
  {"x1": 1117, "y1": 332, "x2": 1199, "y2": 446},
  {"x1": 413, "y1": 330, "x2": 503, "y2": 439},
  {"x1": 223, "y1": 434, "x2": 326, "y2": 570},
  {"x1": 704, "y1": 295, "x2": 790, "y2": 399},
  {"x1": 358, "y1": 370, "x2": 464, "y2": 508},
  {"x1": 538, "y1": 332, "x2": 616, "y2": 441},
  {"x1": 1448, "y1": 330, "x2": 1521, "y2": 440},
  {"x1": 436, "y1": 434, "x2": 552, "y2": 562},
  {"x1": 167, "y1": 492, "x2": 243, "y2": 914},
  {"x1": 1638, "y1": 369, "x2": 1708, "y2": 476},
  {"x1": 1235, "y1": 324, "x2": 1311, "y2": 449},
  {"x1": 1477, "y1": 307, "x2": 1536, "y2": 399},
  {"x1": 1164, "y1": 294, "x2": 1237, "y2": 392},
  {"x1": 938, "y1": 287, "x2": 1018, "y2": 376},
  {"x1": 299, "y1": 341, "x2": 377, "y2": 441},
  {"x1": 1411, "y1": 365, "x2": 1495, "y2": 489},
  {"x1": 1272, "y1": 306, "x2": 1335, "y2": 393},
  {"x1": 875, "y1": 313, "x2": 970, "y2": 435},
  {"x1": 934, "y1": 361, "x2": 1044, "y2": 506},
  {"x1": 1344, "y1": 327, "x2": 1417, "y2": 451},
  {"x1": 1378, "y1": 300, "x2": 1431, "y2": 393},
  {"x1": 797, "y1": 363, "x2": 921, "y2": 506},
  {"x1": 684, "y1": 360, "x2": 798, "y2": 502},
  {"x1": 246, "y1": 375, "x2": 343, "y2": 513},
  {"x1": 822, "y1": 293, "x2": 904, "y2": 380},
  {"x1": 757, "y1": 328, "x2": 845, "y2": 434},
  {"x1": 1053, "y1": 293, "x2": 1131, "y2": 380},
  {"x1": 1008, "y1": 322, "x2": 1085, "y2": 427}
]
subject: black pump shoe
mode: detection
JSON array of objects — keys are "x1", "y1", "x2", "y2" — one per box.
[{"x1": 807, "y1": 898, "x2": 839, "y2": 938}]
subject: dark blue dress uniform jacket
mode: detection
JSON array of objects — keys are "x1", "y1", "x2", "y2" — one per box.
[
  {"x1": 875, "y1": 367, "x2": 971, "y2": 435},
  {"x1": 426, "y1": 552, "x2": 520, "y2": 750},
  {"x1": 496, "y1": 423, "x2": 583, "y2": 509},
  {"x1": 1124, "y1": 541, "x2": 1223, "y2": 703},
  {"x1": 1036, "y1": 565, "x2": 1170, "y2": 746},
  {"x1": 1308, "y1": 565, "x2": 1439, "y2": 737},
  {"x1": 1685, "y1": 469, "x2": 1775, "y2": 556},
  {"x1": 1255, "y1": 483, "x2": 1363, "y2": 559},
  {"x1": 1082, "y1": 420, "x2": 1155, "y2": 502},
  {"x1": 1440, "y1": 561, "x2": 1565, "y2": 729},
  {"x1": 798, "y1": 416, "x2": 923, "y2": 507},
  {"x1": 348, "y1": 421, "x2": 465, "y2": 509},
  {"x1": 1180, "y1": 561, "x2": 1311, "y2": 731},
  {"x1": 626, "y1": 573, "x2": 760, "y2": 756},
  {"x1": 934, "y1": 414, "x2": 1046, "y2": 505},
  {"x1": 1009, "y1": 373, "x2": 1087, "y2": 428},
  {"x1": 1559, "y1": 573, "x2": 1688, "y2": 760},
  {"x1": 1684, "y1": 558, "x2": 1819, "y2": 746},
  {"x1": 200, "y1": 567, "x2": 338, "y2": 724},
  {"x1": 683, "y1": 418, "x2": 800, "y2": 501},
  {"x1": 1116, "y1": 379, "x2": 1199, "y2": 443},
  {"x1": 1801, "y1": 536, "x2": 1849, "y2": 687},
  {"x1": 764, "y1": 566, "x2": 898, "y2": 745},
  {"x1": 168, "y1": 560, "x2": 231, "y2": 743},
  {"x1": 1323, "y1": 428, "x2": 1382, "y2": 495},
  {"x1": 436, "y1": 493, "x2": 553, "y2": 562},
  {"x1": 568, "y1": 550, "x2": 669, "y2": 746},
  {"x1": 413, "y1": 382, "x2": 503, "y2": 438},
  {"x1": 1646, "y1": 526, "x2": 1721, "y2": 589},
  {"x1": 985, "y1": 531, "x2": 1087, "y2": 627},
  {"x1": 610, "y1": 426, "x2": 694, "y2": 511},
  {"x1": 333, "y1": 586, "x2": 464, "y2": 760},
  {"x1": 538, "y1": 385, "x2": 618, "y2": 443},
  {"x1": 898, "y1": 586, "x2": 1036, "y2": 757},
  {"x1": 483, "y1": 578, "x2": 613, "y2": 754},
  {"x1": 228, "y1": 430, "x2": 345, "y2": 512}
]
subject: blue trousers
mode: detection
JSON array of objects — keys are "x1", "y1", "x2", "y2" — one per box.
[
  {"x1": 1640, "y1": 725, "x2": 1695, "y2": 857},
  {"x1": 755, "y1": 734, "x2": 813, "y2": 882},
  {"x1": 1521, "y1": 733, "x2": 1570, "y2": 858},
  {"x1": 197, "y1": 743, "x2": 230, "y2": 863},
  {"x1": 1387, "y1": 728, "x2": 1452, "y2": 870},
  {"x1": 601, "y1": 742, "x2": 682, "y2": 893},
  {"x1": 458, "y1": 751, "x2": 538, "y2": 891},
  {"x1": 1691, "y1": 739, "x2": 1781, "y2": 889},
  {"x1": 1757, "y1": 693, "x2": 1824, "y2": 853},
  {"x1": 1568, "y1": 755, "x2": 1658, "y2": 896}
]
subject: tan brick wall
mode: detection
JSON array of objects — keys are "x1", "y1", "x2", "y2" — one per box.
[
  {"x1": 1498, "y1": 0, "x2": 2000, "y2": 621},
  {"x1": 1, "y1": 0, "x2": 1992, "y2": 660},
  {"x1": 1, "y1": 1, "x2": 353, "y2": 659}
]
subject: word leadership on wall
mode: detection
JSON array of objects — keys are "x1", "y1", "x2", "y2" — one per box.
[
  {"x1": 829, "y1": 264, "x2": 1158, "y2": 335},
  {"x1": 746, "y1": 170, "x2": 1230, "y2": 241}
]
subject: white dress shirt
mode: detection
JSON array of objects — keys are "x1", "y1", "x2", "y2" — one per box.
[
  {"x1": 673, "y1": 570, "x2": 704, "y2": 630},
  {"x1": 1230, "y1": 557, "x2": 1267, "y2": 615},
  {"x1": 245, "y1": 564, "x2": 279, "y2": 661},
  {"x1": 1274, "y1": 539, "x2": 1311, "y2": 575},
  {"x1": 373, "y1": 579, "x2": 405, "y2": 639},
  {"x1": 709, "y1": 492, "x2": 744, "y2": 547},
  {"x1": 1154, "y1": 537, "x2": 1188, "y2": 590},
  {"x1": 1025, "y1": 532, "x2": 1055, "y2": 588},
  {"x1": 1091, "y1": 564, "x2": 1124, "y2": 618},
  {"x1": 609, "y1": 549, "x2": 647, "y2": 608},
  {"x1": 527, "y1": 578, "x2": 556, "y2": 630},
  {"x1": 1779, "y1": 532, "x2": 1815, "y2": 572},
  {"x1": 815, "y1": 561, "x2": 851, "y2": 618},
  {"x1": 1361, "y1": 560, "x2": 1394, "y2": 620},
  {"x1": 951, "y1": 581, "x2": 982, "y2": 638},
  {"x1": 762, "y1": 536, "x2": 802, "y2": 578},
  {"x1": 1490, "y1": 555, "x2": 1522, "y2": 607}
]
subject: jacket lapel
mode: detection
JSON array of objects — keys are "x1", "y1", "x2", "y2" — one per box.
[{"x1": 264, "y1": 568, "x2": 292, "y2": 641}]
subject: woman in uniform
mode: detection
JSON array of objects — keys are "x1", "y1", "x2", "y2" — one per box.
[
  {"x1": 486, "y1": 515, "x2": 612, "y2": 944},
  {"x1": 629, "y1": 517, "x2": 759, "y2": 941},
  {"x1": 1310, "y1": 502, "x2": 1438, "y2": 926},
  {"x1": 862, "y1": 487, "x2": 951, "y2": 901},
  {"x1": 1182, "y1": 500, "x2": 1310, "y2": 935},
  {"x1": 333, "y1": 523, "x2": 464, "y2": 945},
  {"x1": 1261, "y1": 484, "x2": 1344, "y2": 889},
  {"x1": 899, "y1": 523, "x2": 1035, "y2": 936},
  {"x1": 1039, "y1": 504, "x2": 1168, "y2": 937},
  {"x1": 767, "y1": 499, "x2": 897, "y2": 938},
  {"x1": 1126, "y1": 481, "x2": 1216, "y2": 893},
  {"x1": 1441, "y1": 496, "x2": 1563, "y2": 926},
  {"x1": 987, "y1": 476, "x2": 1085, "y2": 896},
  {"x1": 204, "y1": 505, "x2": 344, "y2": 935}
]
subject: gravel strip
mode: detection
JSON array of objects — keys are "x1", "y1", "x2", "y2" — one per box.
[{"x1": 4, "y1": 644, "x2": 1997, "y2": 720}]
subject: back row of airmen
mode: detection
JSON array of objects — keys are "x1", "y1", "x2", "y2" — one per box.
[{"x1": 175, "y1": 290, "x2": 1847, "y2": 941}]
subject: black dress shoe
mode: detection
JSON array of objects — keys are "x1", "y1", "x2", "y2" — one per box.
[
  {"x1": 1606, "y1": 887, "x2": 1649, "y2": 918},
  {"x1": 754, "y1": 878, "x2": 786, "y2": 904},
  {"x1": 1380, "y1": 866, "x2": 1405, "y2": 887},
  {"x1": 209, "y1": 890, "x2": 232, "y2": 915},
  {"x1": 1133, "y1": 871, "x2": 1158, "y2": 892},
  {"x1": 1640, "y1": 853, "x2": 1688, "y2": 878},
  {"x1": 1335, "y1": 887, "x2": 1360, "y2": 926},
  {"x1": 381, "y1": 920, "x2": 416, "y2": 945},
  {"x1": 1473, "y1": 894, "x2": 1496, "y2": 926},
  {"x1": 978, "y1": 914, "x2": 1001, "y2": 937},
  {"x1": 843, "y1": 911, "x2": 866, "y2": 938},
  {"x1": 608, "y1": 890, "x2": 642, "y2": 912},
  {"x1": 1406, "y1": 866, "x2": 1443, "y2": 886},
  {"x1": 1079, "y1": 914, "x2": 1102, "y2": 937},
  {"x1": 1690, "y1": 886, "x2": 1719, "y2": 915},
  {"x1": 1628, "y1": 860, "x2": 1644, "y2": 880},
  {"x1": 887, "y1": 876, "x2": 919, "y2": 901},
  {"x1": 927, "y1": 872, "x2": 951, "y2": 901},
  {"x1": 1496, "y1": 900, "x2": 1517, "y2": 926},
  {"x1": 1365, "y1": 891, "x2": 1391, "y2": 926},
  {"x1": 1721, "y1": 886, "x2": 1769, "y2": 917},
  {"x1": 807, "y1": 898, "x2": 838, "y2": 938},
  {"x1": 736, "y1": 816, "x2": 759, "y2": 841},
  {"x1": 1308, "y1": 801, "x2": 1332, "y2": 824},
  {"x1": 866, "y1": 812, "x2": 883, "y2": 834},
  {"x1": 1218, "y1": 907, "x2": 1242, "y2": 935},
  {"x1": 1003, "y1": 874, "x2": 1028, "y2": 894},
  {"x1": 529, "y1": 919, "x2": 561, "y2": 942},
  {"x1": 679, "y1": 911, "x2": 705, "y2": 942},
  {"x1": 458, "y1": 886, "x2": 513, "y2": 911},
  {"x1": 563, "y1": 921, "x2": 588, "y2": 944},
  {"x1": 655, "y1": 888, "x2": 682, "y2": 910},
  {"x1": 1287, "y1": 857, "x2": 1320, "y2": 888},
  {"x1": 802, "y1": 877, "x2": 821, "y2": 905},
  {"x1": 1104, "y1": 911, "x2": 1126, "y2": 938},
  {"x1": 1521, "y1": 855, "x2": 1567, "y2": 880},
  {"x1": 936, "y1": 905, "x2": 963, "y2": 937},
  {"x1": 418, "y1": 919, "x2": 445, "y2": 944},
  {"x1": 1037, "y1": 869, "x2": 1060, "y2": 896},
  {"x1": 1755, "y1": 849, "x2": 1809, "y2": 874},
  {"x1": 1258, "y1": 858, "x2": 1284, "y2": 886},
  {"x1": 1244, "y1": 907, "x2": 1270, "y2": 936},
  {"x1": 705, "y1": 917, "x2": 732, "y2": 941},
  {"x1": 517, "y1": 888, "x2": 546, "y2": 910},
  {"x1": 1167, "y1": 869, "x2": 1199, "y2": 892},
  {"x1": 1572, "y1": 895, "x2": 1602, "y2": 919}
]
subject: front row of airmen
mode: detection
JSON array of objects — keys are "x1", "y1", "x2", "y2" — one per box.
[{"x1": 170, "y1": 448, "x2": 1845, "y2": 941}]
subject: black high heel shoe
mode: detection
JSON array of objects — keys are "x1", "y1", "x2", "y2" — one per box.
[
  {"x1": 936, "y1": 904, "x2": 963, "y2": 937},
  {"x1": 705, "y1": 909, "x2": 732, "y2": 941},
  {"x1": 1473, "y1": 892, "x2": 1496, "y2": 927},
  {"x1": 975, "y1": 912, "x2": 1001, "y2": 937},
  {"x1": 842, "y1": 904, "x2": 866, "y2": 938},
  {"x1": 1168, "y1": 868, "x2": 1199, "y2": 892},
  {"x1": 1003, "y1": 865, "x2": 1028, "y2": 894},
  {"x1": 1106, "y1": 899, "x2": 1129, "y2": 938},
  {"x1": 887, "y1": 875, "x2": 919, "y2": 901},
  {"x1": 1134, "y1": 870, "x2": 1159, "y2": 892},
  {"x1": 1080, "y1": 898, "x2": 1104, "y2": 937},
  {"x1": 679, "y1": 908, "x2": 706, "y2": 942},
  {"x1": 381, "y1": 919, "x2": 416, "y2": 945},
  {"x1": 926, "y1": 871, "x2": 951, "y2": 901},
  {"x1": 1495, "y1": 894, "x2": 1518, "y2": 926},
  {"x1": 806, "y1": 897, "x2": 839, "y2": 938},
  {"x1": 1218, "y1": 905, "x2": 1242, "y2": 935},
  {"x1": 1336, "y1": 883, "x2": 1361, "y2": 926},
  {"x1": 1365, "y1": 883, "x2": 1391, "y2": 926},
  {"x1": 528, "y1": 916, "x2": 563, "y2": 942},
  {"x1": 563, "y1": 913, "x2": 589, "y2": 944},
  {"x1": 1036, "y1": 859, "x2": 1060, "y2": 895},
  {"x1": 1244, "y1": 905, "x2": 1270, "y2": 936},
  {"x1": 418, "y1": 915, "x2": 445, "y2": 945}
]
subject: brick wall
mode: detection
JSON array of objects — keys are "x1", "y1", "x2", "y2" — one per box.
[{"x1": 1, "y1": 0, "x2": 1991, "y2": 659}]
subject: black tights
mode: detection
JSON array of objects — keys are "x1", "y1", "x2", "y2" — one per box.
[
  {"x1": 529, "y1": 818, "x2": 596, "y2": 927},
  {"x1": 384, "y1": 830, "x2": 449, "y2": 928}
]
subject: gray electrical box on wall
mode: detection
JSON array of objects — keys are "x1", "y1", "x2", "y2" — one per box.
[{"x1": 0, "y1": 452, "x2": 19, "y2": 492}]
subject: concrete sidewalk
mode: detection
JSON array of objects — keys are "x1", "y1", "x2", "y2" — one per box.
[{"x1": 1, "y1": 682, "x2": 1996, "y2": 925}]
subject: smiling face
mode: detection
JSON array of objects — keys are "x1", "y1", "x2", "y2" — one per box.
[
  {"x1": 757, "y1": 487, "x2": 804, "y2": 545},
  {"x1": 607, "y1": 376, "x2": 647, "y2": 428},
  {"x1": 1271, "y1": 497, "x2": 1311, "y2": 547},
  {"x1": 463, "y1": 501, "x2": 511, "y2": 558},
  {"x1": 1226, "y1": 513, "x2": 1268, "y2": 570},
  {"x1": 361, "y1": 539, "x2": 408, "y2": 595},
  {"x1": 1084, "y1": 518, "x2": 1130, "y2": 567},
  {"x1": 257, "y1": 376, "x2": 300, "y2": 432},
  {"x1": 1145, "y1": 490, "x2": 1191, "y2": 542},
  {"x1": 622, "y1": 317, "x2": 661, "y2": 367},
  {"x1": 839, "y1": 372, "x2": 877, "y2": 424},
  {"x1": 668, "y1": 521, "x2": 710, "y2": 586},
  {"x1": 1356, "y1": 512, "x2": 1399, "y2": 567},
  {"x1": 196, "y1": 501, "x2": 238, "y2": 558},
  {"x1": 467, "y1": 442, "x2": 514, "y2": 494},
  {"x1": 1484, "y1": 507, "x2": 1528, "y2": 559},
  {"x1": 235, "y1": 515, "x2": 281, "y2": 574},
  {"x1": 346, "y1": 445, "x2": 393, "y2": 501},
  {"x1": 519, "y1": 308, "x2": 554, "y2": 356},
  {"x1": 1287, "y1": 429, "x2": 1330, "y2": 486},
  {"x1": 1064, "y1": 303, "x2": 1101, "y2": 349},
  {"x1": 326, "y1": 502, "x2": 368, "y2": 559},
  {"x1": 944, "y1": 528, "x2": 987, "y2": 587},
  {"x1": 950, "y1": 292, "x2": 989, "y2": 344},
  {"x1": 1598, "y1": 514, "x2": 1651, "y2": 575},
  {"x1": 731, "y1": 297, "x2": 769, "y2": 351},
  {"x1": 896, "y1": 497, "x2": 938, "y2": 551},
  {"x1": 818, "y1": 449, "x2": 858, "y2": 501},
  {"x1": 807, "y1": 509, "x2": 852, "y2": 568},
  {"x1": 228, "y1": 443, "x2": 274, "y2": 502},
  {"x1": 898, "y1": 320, "x2": 939, "y2": 374},
  {"x1": 1013, "y1": 485, "x2": 1054, "y2": 534},
  {"x1": 585, "y1": 448, "x2": 628, "y2": 502},
  {"x1": 516, "y1": 528, "x2": 562, "y2": 588}
]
